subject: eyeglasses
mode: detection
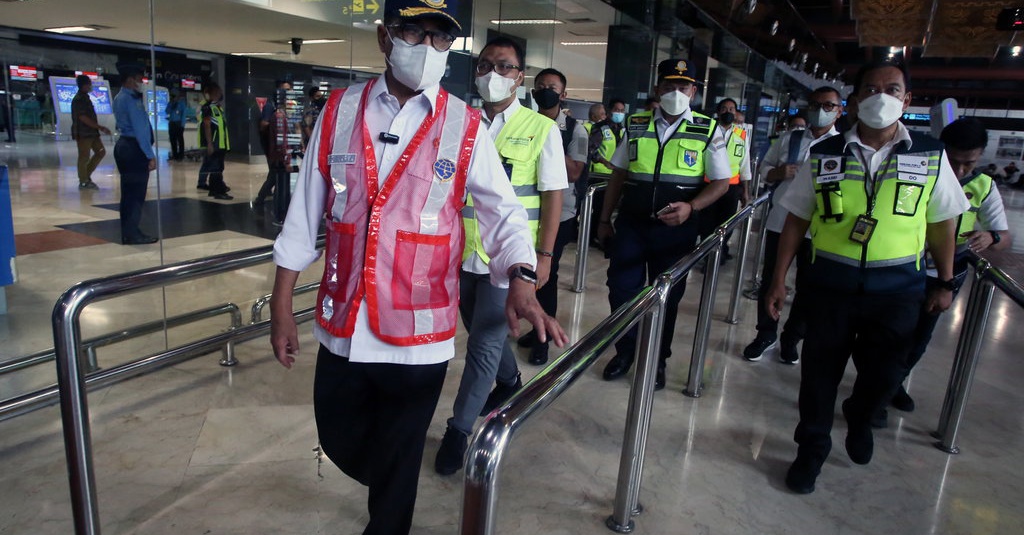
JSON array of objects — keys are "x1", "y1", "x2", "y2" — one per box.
[
  {"x1": 475, "y1": 60, "x2": 521, "y2": 76},
  {"x1": 808, "y1": 102, "x2": 840, "y2": 112},
  {"x1": 387, "y1": 23, "x2": 455, "y2": 52}
]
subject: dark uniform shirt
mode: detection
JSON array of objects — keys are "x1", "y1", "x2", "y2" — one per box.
[{"x1": 71, "y1": 91, "x2": 99, "y2": 139}]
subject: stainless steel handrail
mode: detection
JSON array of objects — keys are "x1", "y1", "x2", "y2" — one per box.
[
  {"x1": 53, "y1": 239, "x2": 322, "y2": 535},
  {"x1": 573, "y1": 176, "x2": 609, "y2": 293},
  {"x1": 461, "y1": 195, "x2": 767, "y2": 535},
  {"x1": 0, "y1": 303, "x2": 242, "y2": 377},
  {"x1": 251, "y1": 281, "x2": 319, "y2": 324},
  {"x1": 933, "y1": 254, "x2": 1024, "y2": 454}
]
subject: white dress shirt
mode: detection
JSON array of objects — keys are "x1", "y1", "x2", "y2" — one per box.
[
  {"x1": 760, "y1": 126, "x2": 839, "y2": 233},
  {"x1": 780, "y1": 121, "x2": 969, "y2": 224},
  {"x1": 273, "y1": 75, "x2": 536, "y2": 365},
  {"x1": 463, "y1": 98, "x2": 569, "y2": 276},
  {"x1": 609, "y1": 107, "x2": 732, "y2": 181}
]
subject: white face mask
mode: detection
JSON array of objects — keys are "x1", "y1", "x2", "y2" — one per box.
[
  {"x1": 475, "y1": 71, "x2": 517, "y2": 103},
  {"x1": 659, "y1": 89, "x2": 691, "y2": 116},
  {"x1": 386, "y1": 37, "x2": 449, "y2": 92},
  {"x1": 857, "y1": 93, "x2": 905, "y2": 129},
  {"x1": 808, "y1": 108, "x2": 838, "y2": 129}
]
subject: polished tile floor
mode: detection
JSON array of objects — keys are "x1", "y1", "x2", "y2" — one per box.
[{"x1": 1, "y1": 133, "x2": 1023, "y2": 534}]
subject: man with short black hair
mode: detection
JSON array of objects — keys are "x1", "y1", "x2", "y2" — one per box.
[
  {"x1": 71, "y1": 74, "x2": 110, "y2": 190},
  {"x1": 768, "y1": 61, "x2": 968, "y2": 494},
  {"x1": 742, "y1": 87, "x2": 842, "y2": 364}
]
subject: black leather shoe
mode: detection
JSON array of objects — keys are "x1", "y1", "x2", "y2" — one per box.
[
  {"x1": 528, "y1": 342, "x2": 549, "y2": 366},
  {"x1": 842, "y1": 399, "x2": 874, "y2": 465},
  {"x1": 434, "y1": 425, "x2": 468, "y2": 476},
  {"x1": 654, "y1": 363, "x2": 666, "y2": 391},
  {"x1": 602, "y1": 354, "x2": 633, "y2": 381},
  {"x1": 517, "y1": 330, "x2": 539, "y2": 348},
  {"x1": 197, "y1": 184, "x2": 209, "y2": 190},
  {"x1": 210, "y1": 193, "x2": 234, "y2": 200},
  {"x1": 480, "y1": 373, "x2": 523, "y2": 416},
  {"x1": 122, "y1": 234, "x2": 158, "y2": 245},
  {"x1": 891, "y1": 385, "x2": 915, "y2": 412},
  {"x1": 785, "y1": 455, "x2": 821, "y2": 494}
]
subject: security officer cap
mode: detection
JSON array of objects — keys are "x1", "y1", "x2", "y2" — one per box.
[
  {"x1": 657, "y1": 58, "x2": 699, "y2": 84},
  {"x1": 385, "y1": 0, "x2": 463, "y2": 32},
  {"x1": 116, "y1": 61, "x2": 146, "y2": 78}
]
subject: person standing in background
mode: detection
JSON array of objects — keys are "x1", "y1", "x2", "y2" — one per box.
[
  {"x1": 198, "y1": 83, "x2": 232, "y2": 200},
  {"x1": 255, "y1": 78, "x2": 293, "y2": 205},
  {"x1": 71, "y1": 74, "x2": 110, "y2": 190},
  {"x1": 165, "y1": 90, "x2": 187, "y2": 161},
  {"x1": 112, "y1": 62, "x2": 158, "y2": 245}
]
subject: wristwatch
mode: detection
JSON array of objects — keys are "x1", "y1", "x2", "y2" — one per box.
[
  {"x1": 990, "y1": 231, "x2": 1001, "y2": 245},
  {"x1": 509, "y1": 265, "x2": 538, "y2": 286},
  {"x1": 935, "y1": 277, "x2": 959, "y2": 291}
]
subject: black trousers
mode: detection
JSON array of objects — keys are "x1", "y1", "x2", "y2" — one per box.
[
  {"x1": 606, "y1": 215, "x2": 698, "y2": 364},
  {"x1": 698, "y1": 182, "x2": 744, "y2": 256},
  {"x1": 903, "y1": 272, "x2": 967, "y2": 379},
  {"x1": 113, "y1": 137, "x2": 150, "y2": 240},
  {"x1": 535, "y1": 217, "x2": 578, "y2": 324},
  {"x1": 198, "y1": 150, "x2": 229, "y2": 195},
  {"x1": 168, "y1": 121, "x2": 185, "y2": 159},
  {"x1": 313, "y1": 345, "x2": 447, "y2": 535},
  {"x1": 756, "y1": 231, "x2": 812, "y2": 344},
  {"x1": 794, "y1": 289, "x2": 923, "y2": 462}
]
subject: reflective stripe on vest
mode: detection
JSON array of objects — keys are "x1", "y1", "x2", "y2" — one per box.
[
  {"x1": 462, "y1": 105, "x2": 553, "y2": 264},
  {"x1": 314, "y1": 79, "x2": 480, "y2": 345},
  {"x1": 626, "y1": 110, "x2": 715, "y2": 187},
  {"x1": 955, "y1": 172, "x2": 993, "y2": 253},
  {"x1": 808, "y1": 143, "x2": 941, "y2": 270}
]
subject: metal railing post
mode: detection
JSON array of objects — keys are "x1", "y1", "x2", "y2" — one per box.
[
  {"x1": 744, "y1": 200, "x2": 771, "y2": 300},
  {"x1": 573, "y1": 181, "x2": 606, "y2": 293},
  {"x1": 53, "y1": 288, "x2": 101, "y2": 535},
  {"x1": 606, "y1": 277, "x2": 668, "y2": 533},
  {"x1": 934, "y1": 271, "x2": 995, "y2": 454},
  {"x1": 726, "y1": 208, "x2": 755, "y2": 324},
  {"x1": 684, "y1": 231, "x2": 723, "y2": 398},
  {"x1": 220, "y1": 307, "x2": 244, "y2": 367}
]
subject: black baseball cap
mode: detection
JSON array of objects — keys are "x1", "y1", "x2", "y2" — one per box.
[{"x1": 116, "y1": 62, "x2": 146, "y2": 78}]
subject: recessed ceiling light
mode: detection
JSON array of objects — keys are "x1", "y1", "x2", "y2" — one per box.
[
  {"x1": 560, "y1": 41, "x2": 607, "y2": 46},
  {"x1": 490, "y1": 19, "x2": 563, "y2": 25},
  {"x1": 304, "y1": 39, "x2": 346, "y2": 44},
  {"x1": 44, "y1": 25, "x2": 103, "y2": 34},
  {"x1": 230, "y1": 52, "x2": 281, "y2": 56},
  {"x1": 334, "y1": 65, "x2": 380, "y2": 70}
]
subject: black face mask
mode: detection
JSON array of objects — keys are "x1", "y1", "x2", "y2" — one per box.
[
  {"x1": 718, "y1": 111, "x2": 735, "y2": 125},
  {"x1": 532, "y1": 88, "x2": 561, "y2": 110}
]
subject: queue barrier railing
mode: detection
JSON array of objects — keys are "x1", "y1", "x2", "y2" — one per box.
[
  {"x1": 0, "y1": 302, "x2": 243, "y2": 422},
  {"x1": 933, "y1": 253, "x2": 1024, "y2": 454},
  {"x1": 51, "y1": 240, "x2": 322, "y2": 535},
  {"x1": 462, "y1": 194, "x2": 769, "y2": 535},
  {"x1": 573, "y1": 175, "x2": 609, "y2": 293}
]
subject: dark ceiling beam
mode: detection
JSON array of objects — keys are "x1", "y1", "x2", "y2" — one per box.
[
  {"x1": 843, "y1": 64, "x2": 1024, "y2": 81},
  {"x1": 809, "y1": 22, "x2": 857, "y2": 42}
]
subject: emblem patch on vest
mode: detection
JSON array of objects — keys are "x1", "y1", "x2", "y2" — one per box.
[
  {"x1": 819, "y1": 157, "x2": 843, "y2": 175},
  {"x1": 329, "y1": 153, "x2": 357, "y2": 165},
  {"x1": 683, "y1": 150, "x2": 698, "y2": 167},
  {"x1": 433, "y1": 158, "x2": 457, "y2": 182}
]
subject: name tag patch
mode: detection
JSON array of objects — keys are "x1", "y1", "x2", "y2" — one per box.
[
  {"x1": 897, "y1": 155, "x2": 929, "y2": 175},
  {"x1": 897, "y1": 172, "x2": 927, "y2": 184},
  {"x1": 329, "y1": 153, "x2": 357, "y2": 165},
  {"x1": 816, "y1": 174, "x2": 843, "y2": 184}
]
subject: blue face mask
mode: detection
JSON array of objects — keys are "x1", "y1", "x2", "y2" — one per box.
[{"x1": 611, "y1": 111, "x2": 625, "y2": 124}]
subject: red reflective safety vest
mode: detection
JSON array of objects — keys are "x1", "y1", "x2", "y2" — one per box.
[{"x1": 314, "y1": 79, "x2": 480, "y2": 345}]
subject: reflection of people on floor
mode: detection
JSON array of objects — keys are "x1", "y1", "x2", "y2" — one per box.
[
  {"x1": 255, "y1": 78, "x2": 292, "y2": 206},
  {"x1": 71, "y1": 74, "x2": 110, "y2": 190},
  {"x1": 197, "y1": 83, "x2": 233, "y2": 200},
  {"x1": 1, "y1": 95, "x2": 15, "y2": 143},
  {"x1": 111, "y1": 62, "x2": 158, "y2": 245}
]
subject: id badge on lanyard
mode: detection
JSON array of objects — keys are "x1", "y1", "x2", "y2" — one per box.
[{"x1": 849, "y1": 147, "x2": 889, "y2": 245}]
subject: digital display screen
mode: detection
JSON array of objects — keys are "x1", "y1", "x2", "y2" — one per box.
[
  {"x1": 54, "y1": 82, "x2": 113, "y2": 115},
  {"x1": 10, "y1": 65, "x2": 39, "y2": 81},
  {"x1": 181, "y1": 78, "x2": 196, "y2": 89},
  {"x1": 146, "y1": 88, "x2": 170, "y2": 130}
]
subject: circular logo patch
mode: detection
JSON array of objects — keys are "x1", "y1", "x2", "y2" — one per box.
[{"x1": 433, "y1": 158, "x2": 456, "y2": 182}]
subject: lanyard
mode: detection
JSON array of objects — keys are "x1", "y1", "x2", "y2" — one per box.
[{"x1": 851, "y1": 143, "x2": 892, "y2": 217}]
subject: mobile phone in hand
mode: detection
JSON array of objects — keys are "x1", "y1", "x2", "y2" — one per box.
[{"x1": 655, "y1": 204, "x2": 673, "y2": 216}]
